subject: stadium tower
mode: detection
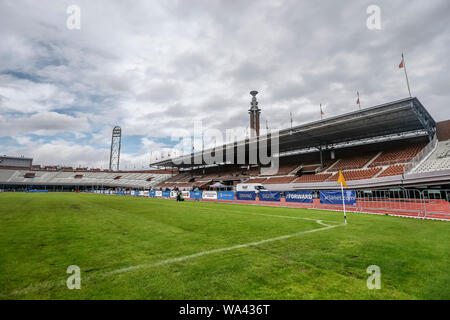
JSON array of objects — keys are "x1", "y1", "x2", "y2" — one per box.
[
  {"x1": 109, "y1": 126, "x2": 122, "y2": 171},
  {"x1": 248, "y1": 90, "x2": 261, "y2": 138}
]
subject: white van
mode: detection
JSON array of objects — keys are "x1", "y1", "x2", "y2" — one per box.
[{"x1": 236, "y1": 183, "x2": 267, "y2": 194}]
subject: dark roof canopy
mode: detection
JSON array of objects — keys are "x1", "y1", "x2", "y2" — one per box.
[
  {"x1": 276, "y1": 97, "x2": 434, "y2": 152},
  {"x1": 151, "y1": 97, "x2": 435, "y2": 168}
]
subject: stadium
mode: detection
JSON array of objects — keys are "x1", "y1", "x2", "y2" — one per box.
[
  {"x1": 1, "y1": 1, "x2": 450, "y2": 304},
  {"x1": 1, "y1": 95, "x2": 450, "y2": 300},
  {"x1": 2, "y1": 96, "x2": 450, "y2": 220}
]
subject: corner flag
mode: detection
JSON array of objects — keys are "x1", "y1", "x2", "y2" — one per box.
[
  {"x1": 337, "y1": 170, "x2": 348, "y2": 224},
  {"x1": 337, "y1": 170, "x2": 347, "y2": 187}
]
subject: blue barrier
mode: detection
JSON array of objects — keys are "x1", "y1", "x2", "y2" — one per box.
[
  {"x1": 259, "y1": 191, "x2": 281, "y2": 201},
  {"x1": 25, "y1": 190, "x2": 48, "y2": 193},
  {"x1": 149, "y1": 190, "x2": 156, "y2": 197},
  {"x1": 285, "y1": 191, "x2": 314, "y2": 203},
  {"x1": 190, "y1": 190, "x2": 202, "y2": 199},
  {"x1": 320, "y1": 190, "x2": 356, "y2": 205},
  {"x1": 236, "y1": 191, "x2": 256, "y2": 201},
  {"x1": 218, "y1": 191, "x2": 235, "y2": 200},
  {"x1": 162, "y1": 191, "x2": 171, "y2": 198}
]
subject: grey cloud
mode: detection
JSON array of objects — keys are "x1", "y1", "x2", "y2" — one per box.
[
  {"x1": 0, "y1": 112, "x2": 89, "y2": 137},
  {"x1": 0, "y1": 0, "x2": 449, "y2": 165},
  {"x1": 137, "y1": 81, "x2": 182, "y2": 103}
]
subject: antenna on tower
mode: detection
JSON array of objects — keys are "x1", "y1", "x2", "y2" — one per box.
[{"x1": 109, "y1": 126, "x2": 122, "y2": 171}]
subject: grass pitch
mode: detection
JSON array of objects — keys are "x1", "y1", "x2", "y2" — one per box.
[{"x1": 0, "y1": 193, "x2": 449, "y2": 300}]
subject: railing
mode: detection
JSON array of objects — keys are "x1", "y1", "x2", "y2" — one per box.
[
  {"x1": 403, "y1": 134, "x2": 437, "y2": 174},
  {"x1": 355, "y1": 189, "x2": 425, "y2": 217},
  {"x1": 288, "y1": 188, "x2": 448, "y2": 219}
]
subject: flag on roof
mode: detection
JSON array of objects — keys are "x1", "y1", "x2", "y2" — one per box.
[{"x1": 399, "y1": 54, "x2": 404, "y2": 68}]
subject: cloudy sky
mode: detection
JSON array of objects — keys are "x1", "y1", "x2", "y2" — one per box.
[{"x1": 0, "y1": 0, "x2": 449, "y2": 169}]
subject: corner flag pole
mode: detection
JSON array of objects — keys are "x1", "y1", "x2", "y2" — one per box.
[
  {"x1": 337, "y1": 170, "x2": 347, "y2": 224},
  {"x1": 341, "y1": 181, "x2": 347, "y2": 225}
]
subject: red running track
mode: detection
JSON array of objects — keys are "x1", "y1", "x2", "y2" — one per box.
[{"x1": 192, "y1": 198, "x2": 450, "y2": 221}]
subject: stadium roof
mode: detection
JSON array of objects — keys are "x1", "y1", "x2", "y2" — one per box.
[{"x1": 151, "y1": 97, "x2": 436, "y2": 168}]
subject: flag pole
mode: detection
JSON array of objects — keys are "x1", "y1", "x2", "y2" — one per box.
[
  {"x1": 357, "y1": 91, "x2": 361, "y2": 110},
  {"x1": 402, "y1": 53, "x2": 412, "y2": 97},
  {"x1": 341, "y1": 182, "x2": 347, "y2": 224}
]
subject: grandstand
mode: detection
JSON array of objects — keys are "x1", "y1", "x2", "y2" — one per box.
[
  {"x1": 151, "y1": 97, "x2": 449, "y2": 194},
  {"x1": 0, "y1": 157, "x2": 173, "y2": 191},
  {"x1": 412, "y1": 140, "x2": 450, "y2": 173},
  {"x1": 1, "y1": 97, "x2": 450, "y2": 199}
]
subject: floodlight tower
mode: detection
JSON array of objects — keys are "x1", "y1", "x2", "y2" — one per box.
[{"x1": 109, "y1": 126, "x2": 122, "y2": 171}]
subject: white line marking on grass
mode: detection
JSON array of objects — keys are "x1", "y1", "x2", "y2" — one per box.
[
  {"x1": 1, "y1": 218, "x2": 343, "y2": 297},
  {"x1": 105, "y1": 222, "x2": 343, "y2": 277}
]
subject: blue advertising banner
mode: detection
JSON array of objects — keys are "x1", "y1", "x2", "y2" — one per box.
[
  {"x1": 134, "y1": 190, "x2": 140, "y2": 196},
  {"x1": 25, "y1": 190, "x2": 48, "y2": 193},
  {"x1": 149, "y1": 190, "x2": 156, "y2": 197},
  {"x1": 190, "y1": 190, "x2": 202, "y2": 199},
  {"x1": 285, "y1": 191, "x2": 314, "y2": 203},
  {"x1": 320, "y1": 190, "x2": 357, "y2": 205},
  {"x1": 236, "y1": 191, "x2": 256, "y2": 201},
  {"x1": 218, "y1": 191, "x2": 235, "y2": 200},
  {"x1": 162, "y1": 191, "x2": 171, "y2": 198},
  {"x1": 259, "y1": 191, "x2": 281, "y2": 201}
]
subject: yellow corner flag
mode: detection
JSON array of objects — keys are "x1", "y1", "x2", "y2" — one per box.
[
  {"x1": 337, "y1": 170, "x2": 347, "y2": 188},
  {"x1": 337, "y1": 170, "x2": 348, "y2": 224}
]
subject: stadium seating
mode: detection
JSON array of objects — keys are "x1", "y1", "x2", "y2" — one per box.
[
  {"x1": 329, "y1": 168, "x2": 382, "y2": 181},
  {"x1": 299, "y1": 164, "x2": 321, "y2": 173},
  {"x1": 261, "y1": 163, "x2": 299, "y2": 176},
  {"x1": 245, "y1": 178, "x2": 267, "y2": 183},
  {"x1": 413, "y1": 140, "x2": 450, "y2": 173},
  {"x1": 378, "y1": 164, "x2": 406, "y2": 177},
  {"x1": 151, "y1": 139, "x2": 436, "y2": 189},
  {"x1": 370, "y1": 143, "x2": 425, "y2": 167},
  {"x1": 5, "y1": 137, "x2": 443, "y2": 191},
  {"x1": 436, "y1": 140, "x2": 450, "y2": 158},
  {"x1": 292, "y1": 173, "x2": 332, "y2": 183},
  {"x1": 412, "y1": 140, "x2": 450, "y2": 173},
  {"x1": 244, "y1": 167, "x2": 260, "y2": 176},
  {"x1": 331, "y1": 154, "x2": 377, "y2": 171},
  {"x1": 0, "y1": 169, "x2": 15, "y2": 182},
  {"x1": 262, "y1": 176, "x2": 297, "y2": 184},
  {"x1": 0, "y1": 169, "x2": 172, "y2": 189},
  {"x1": 318, "y1": 159, "x2": 339, "y2": 172},
  {"x1": 415, "y1": 158, "x2": 450, "y2": 173}
]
